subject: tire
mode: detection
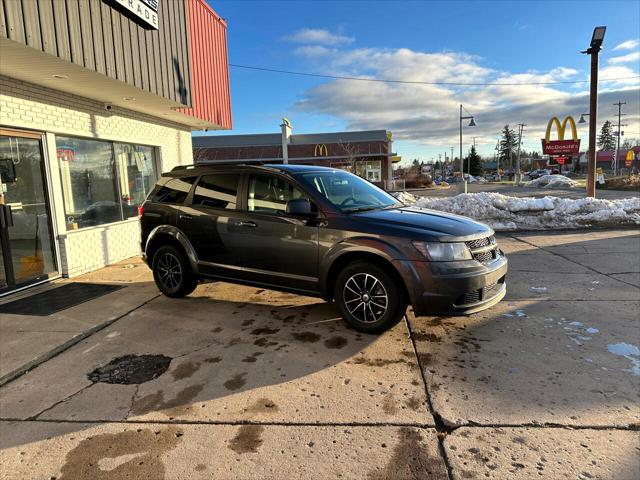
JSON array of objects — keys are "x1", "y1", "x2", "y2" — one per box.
[
  {"x1": 152, "y1": 245, "x2": 198, "y2": 297},
  {"x1": 334, "y1": 261, "x2": 407, "y2": 334}
]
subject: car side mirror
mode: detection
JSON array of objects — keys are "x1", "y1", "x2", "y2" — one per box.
[{"x1": 286, "y1": 198, "x2": 314, "y2": 217}]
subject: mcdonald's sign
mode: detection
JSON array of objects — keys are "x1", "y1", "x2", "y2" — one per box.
[
  {"x1": 541, "y1": 116, "x2": 581, "y2": 155},
  {"x1": 314, "y1": 144, "x2": 328, "y2": 156}
]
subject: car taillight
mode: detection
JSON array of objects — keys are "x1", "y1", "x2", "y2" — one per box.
[{"x1": 138, "y1": 205, "x2": 144, "y2": 218}]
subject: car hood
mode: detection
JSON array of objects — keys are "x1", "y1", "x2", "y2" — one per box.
[{"x1": 351, "y1": 206, "x2": 493, "y2": 241}]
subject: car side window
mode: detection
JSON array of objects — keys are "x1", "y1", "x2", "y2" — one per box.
[
  {"x1": 247, "y1": 175, "x2": 307, "y2": 215},
  {"x1": 152, "y1": 177, "x2": 196, "y2": 205},
  {"x1": 193, "y1": 174, "x2": 239, "y2": 209}
]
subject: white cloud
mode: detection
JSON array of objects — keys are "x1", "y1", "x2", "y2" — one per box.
[
  {"x1": 293, "y1": 45, "x2": 334, "y2": 58},
  {"x1": 608, "y1": 51, "x2": 640, "y2": 65},
  {"x1": 292, "y1": 46, "x2": 640, "y2": 153},
  {"x1": 284, "y1": 28, "x2": 354, "y2": 46},
  {"x1": 613, "y1": 39, "x2": 640, "y2": 51}
]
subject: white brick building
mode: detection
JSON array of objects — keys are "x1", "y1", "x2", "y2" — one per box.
[{"x1": 0, "y1": 0, "x2": 231, "y2": 294}]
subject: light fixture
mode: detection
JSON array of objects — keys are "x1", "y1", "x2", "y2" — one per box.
[
  {"x1": 52, "y1": 74, "x2": 68, "y2": 79},
  {"x1": 590, "y1": 26, "x2": 606, "y2": 48},
  {"x1": 468, "y1": 118, "x2": 476, "y2": 127},
  {"x1": 578, "y1": 114, "x2": 586, "y2": 123}
]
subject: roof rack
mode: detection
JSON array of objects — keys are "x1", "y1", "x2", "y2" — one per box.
[{"x1": 171, "y1": 160, "x2": 267, "y2": 171}]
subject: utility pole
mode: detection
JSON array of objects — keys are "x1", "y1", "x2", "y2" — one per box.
[
  {"x1": 613, "y1": 101, "x2": 626, "y2": 175},
  {"x1": 516, "y1": 123, "x2": 526, "y2": 183}
]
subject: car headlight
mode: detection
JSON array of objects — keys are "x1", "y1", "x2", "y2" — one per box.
[{"x1": 412, "y1": 241, "x2": 472, "y2": 261}]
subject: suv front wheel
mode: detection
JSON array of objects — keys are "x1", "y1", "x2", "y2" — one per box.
[
  {"x1": 152, "y1": 245, "x2": 198, "y2": 297},
  {"x1": 334, "y1": 261, "x2": 407, "y2": 333}
]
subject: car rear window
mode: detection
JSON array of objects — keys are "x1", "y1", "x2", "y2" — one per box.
[
  {"x1": 152, "y1": 177, "x2": 196, "y2": 205},
  {"x1": 193, "y1": 174, "x2": 240, "y2": 209}
]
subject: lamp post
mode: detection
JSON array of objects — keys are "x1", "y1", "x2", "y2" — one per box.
[
  {"x1": 459, "y1": 104, "x2": 476, "y2": 194},
  {"x1": 583, "y1": 26, "x2": 606, "y2": 197}
]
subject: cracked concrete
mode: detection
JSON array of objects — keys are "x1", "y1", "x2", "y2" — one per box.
[{"x1": 1, "y1": 229, "x2": 639, "y2": 479}]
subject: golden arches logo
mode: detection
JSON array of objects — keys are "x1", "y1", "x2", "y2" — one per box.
[
  {"x1": 314, "y1": 144, "x2": 328, "y2": 156},
  {"x1": 545, "y1": 116, "x2": 578, "y2": 142}
]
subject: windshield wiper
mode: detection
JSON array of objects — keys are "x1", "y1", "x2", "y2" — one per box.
[{"x1": 342, "y1": 205, "x2": 382, "y2": 213}]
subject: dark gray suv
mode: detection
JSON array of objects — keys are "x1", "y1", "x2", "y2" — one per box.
[{"x1": 140, "y1": 164, "x2": 507, "y2": 333}]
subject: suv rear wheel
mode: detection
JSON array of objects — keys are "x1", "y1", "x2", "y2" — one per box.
[
  {"x1": 152, "y1": 245, "x2": 198, "y2": 297},
  {"x1": 334, "y1": 261, "x2": 407, "y2": 333}
]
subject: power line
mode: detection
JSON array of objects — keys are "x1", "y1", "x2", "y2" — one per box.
[{"x1": 229, "y1": 63, "x2": 640, "y2": 86}]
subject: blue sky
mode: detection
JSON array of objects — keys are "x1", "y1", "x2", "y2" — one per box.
[{"x1": 203, "y1": 0, "x2": 640, "y2": 164}]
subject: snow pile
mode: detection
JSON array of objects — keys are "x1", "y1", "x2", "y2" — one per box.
[
  {"x1": 404, "y1": 192, "x2": 640, "y2": 230},
  {"x1": 526, "y1": 175, "x2": 578, "y2": 188},
  {"x1": 391, "y1": 191, "x2": 418, "y2": 204}
]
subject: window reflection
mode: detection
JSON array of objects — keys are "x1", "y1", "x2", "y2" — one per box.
[{"x1": 57, "y1": 137, "x2": 157, "y2": 230}]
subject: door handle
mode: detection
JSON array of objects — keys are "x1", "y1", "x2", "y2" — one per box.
[
  {"x1": 235, "y1": 220, "x2": 257, "y2": 228},
  {"x1": 179, "y1": 214, "x2": 192, "y2": 221}
]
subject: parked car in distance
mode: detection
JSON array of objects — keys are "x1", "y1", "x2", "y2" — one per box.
[
  {"x1": 528, "y1": 169, "x2": 551, "y2": 180},
  {"x1": 140, "y1": 164, "x2": 508, "y2": 333}
]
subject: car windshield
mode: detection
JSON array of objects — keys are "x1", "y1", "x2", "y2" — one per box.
[{"x1": 297, "y1": 170, "x2": 400, "y2": 212}]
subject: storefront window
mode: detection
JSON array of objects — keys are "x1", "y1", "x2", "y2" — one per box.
[
  {"x1": 355, "y1": 160, "x2": 382, "y2": 182},
  {"x1": 57, "y1": 136, "x2": 157, "y2": 230}
]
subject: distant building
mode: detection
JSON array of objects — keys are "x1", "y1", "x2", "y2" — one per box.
[{"x1": 193, "y1": 130, "x2": 399, "y2": 185}]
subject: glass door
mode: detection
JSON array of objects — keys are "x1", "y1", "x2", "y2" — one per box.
[{"x1": 0, "y1": 129, "x2": 58, "y2": 293}]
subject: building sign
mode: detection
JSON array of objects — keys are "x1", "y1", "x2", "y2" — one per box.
[
  {"x1": 314, "y1": 144, "x2": 328, "y2": 156},
  {"x1": 110, "y1": 0, "x2": 159, "y2": 30},
  {"x1": 541, "y1": 116, "x2": 581, "y2": 155},
  {"x1": 626, "y1": 150, "x2": 634, "y2": 167}
]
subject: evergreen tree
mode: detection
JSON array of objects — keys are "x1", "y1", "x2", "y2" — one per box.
[
  {"x1": 597, "y1": 121, "x2": 616, "y2": 151},
  {"x1": 463, "y1": 145, "x2": 483, "y2": 176},
  {"x1": 499, "y1": 125, "x2": 518, "y2": 168}
]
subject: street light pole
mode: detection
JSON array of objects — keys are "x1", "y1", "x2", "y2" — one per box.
[
  {"x1": 459, "y1": 104, "x2": 475, "y2": 194},
  {"x1": 583, "y1": 26, "x2": 606, "y2": 198}
]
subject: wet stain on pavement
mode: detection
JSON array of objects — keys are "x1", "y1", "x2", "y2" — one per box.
[
  {"x1": 195, "y1": 464, "x2": 207, "y2": 472},
  {"x1": 250, "y1": 327, "x2": 280, "y2": 335},
  {"x1": 254, "y1": 338, "x2": 278, "y2": 347},
  {"x1": 59, "y1": 427, "x2": 182, "y2": 479},
  {"x1": 324, "y1": 336, "x2": 348, "y2": 349},
  {"x1": 292, "y1": 331, "x2": 321, "y2": 343},
  {"x1": 229, "y1": 425, "x2": 264, "y2": 454},
  {"x1": 244, "y1": 398, "x2": 279, "y2": 414},
  {"x1": 404, "y1": 396, "x2": 422, "y2": 411},
  {"x1": 382, "y1": 394, "x2": 397, "y2": 414},
  {"x1": 412, "y1": 333, "x2": 442, "y2": 343},
  {"x1": 204, "y1": 356, "x2": 222, "y2": 364},
  {"x1": 352, "y1": 357, "x2": 410, "y2": 367},
  {"x1": 367, "y1": 428, "x2": 447, "y2": 480},
  {"x1": 242, "y1": 352, "x2": 264, "y2": 363},
  {"x1": 131, "y1": 384, "x2": 204, "y2": 415},
  {"x1": 224, "y1": 373, "x2": 247, "y2": 391},
  {"x1": 211, "y1": 327, "x2": 223, "y2": 333},
  {"x1": 241, "y1": 319, "x2": 255, "y2": 327},
  {"x1": 88, "y1": 355, "x2": 172, "y2": 385},
  {"x1": 171, "y1": 361, "x2": 200, "y2": 380}
]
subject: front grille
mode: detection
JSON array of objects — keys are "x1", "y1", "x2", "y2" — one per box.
[
  {"x1": 473, "y1": 250, "x2": 494, "y2": 263},
  {"x1": 466, "y1": 235, "x2": 498, "y2": 264},
  {"x1": 466, "y1": 236, "x2": 494, "y2": 250},
  {"x1": 458, "y1": 290, "x2": 481, "y2": 305}
]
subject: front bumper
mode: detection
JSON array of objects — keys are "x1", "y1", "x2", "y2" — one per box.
[{"x1": 393, "y1": 254, "x2": 508, "y2": 316}]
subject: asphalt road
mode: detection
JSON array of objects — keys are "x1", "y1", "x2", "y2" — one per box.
[
  {"x1": 1, "y1": 229, "x2": 639, "y2": 479},
  {"x1": 410, "y1": 182, "x2": 639, "y2": 200}
]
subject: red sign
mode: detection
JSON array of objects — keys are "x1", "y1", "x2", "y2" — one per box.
[
  {"x1": 626, "y1": 159, "x2": 633, "y2": 167},
  {"x1": 541, "y1": 139, "x2": 581, "y2": 155},
  {"x1": 556, "y1": 157, "x2": 567, "y2": 165}
]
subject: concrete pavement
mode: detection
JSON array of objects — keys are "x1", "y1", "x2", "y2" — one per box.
[{"x1": 0, "y1": 229, "x2": 638, "y2": 479}]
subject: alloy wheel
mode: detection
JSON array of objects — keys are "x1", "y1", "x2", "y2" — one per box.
[
  {"x1": 156, "y1": 252, "x2": 182, "y2": 291},
  {"x1": 343, "y1": 273, "x2": 389, "y2": 323}
]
